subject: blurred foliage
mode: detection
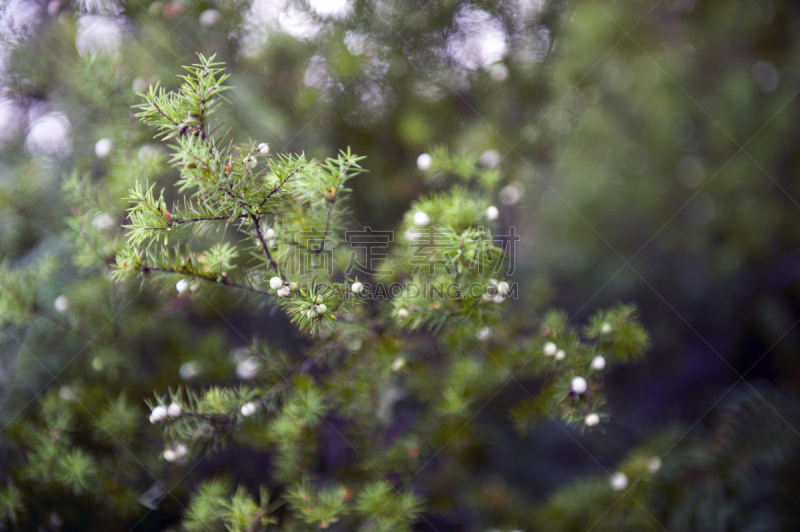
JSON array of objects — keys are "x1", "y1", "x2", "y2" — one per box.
[{"x1": 0, "y1": 0, "x2": 799, "y2": 529}]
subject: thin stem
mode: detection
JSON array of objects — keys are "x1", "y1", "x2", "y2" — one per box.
[
  {"x1": 318, "y1": 159, "x2": 352, "y2": 254},
  {"x1": 259, "y1": 164, "x2": 306, "y2": 208},
  {"x1": 256, "y1": 347, "x2": 331, "y2": 406},
  {"x1": 221, "y1": 183, "x2": 252, "y2": 209},
  {"x1": 250, "y1": 214, "x2": 282, "y2": 279},
  {"x1": 151, "y1": 100, "x2": 179, "y2": 127},
  {"x1": 0, "y1": 278, "x2": 90, "y2": 340},
  {"x1": 172, "y1": 214, "x2": 242, "y2": 225},
  {"x1": 140, "y1": 265, "x2": 270, "y2": 295},
  {"x1": 137, "y1": 214, "x2": 240, "y2": 232},
  {"x1": 181, "y1": 151, "x2": 251, "y2": 210}
]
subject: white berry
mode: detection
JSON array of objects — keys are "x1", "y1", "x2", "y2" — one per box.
[
  {"x1": 405, "y1": 229, "x2": 421, "y2": 241},
  {"x1": 306, "y1": 308, "x2": 318, "y2": 319},
  {"x1": 59, "y1": 386, "x2": 77, "y2": 402},
  {"x1": 571, "y1": 376, "x2": 587, "y2": 394},
  {"x1": 176, "y1": 279, "x2": 190, "y2": 293},
  {"x1": 265, "y1": 228, "x2": 276, "y2": 239},
  {"x1": 555, "y1": 349, "x2": 566, "y2": 360},
  {"x1": 179, "y1": 361, "x2": 199, "y2": 380},
  {"x1": 497, "y1": 281, "x2": 510, "y2": 296},
  {"x1": 351, "y1": 281, "x2": 364, "y2": 294},
  {"x1": 413, "y1": 211, "x2": 430, "y2": 227},
  {"x1": 236, "y1": 357, "x2": 259, "y2": 380},
  {"x1": 397, "y1": 308, "x2": 409, "y2": 318},
  {"x1": 585, "y1": 413, "x2": 600, "y2": 427},
  {"x1": 392, "y1": 357, "x2": 406, "y2": 371},
  {"x1": 610, "y1": 472, "x2": 628, "y2": 491},
  {"x1": 476, "y1": 326, "x2": 492, "y2": 341},
  {"x1": 258, "y1": 142, "x2": 270, "y2": 154},
  {"x1": 416, "y1": 153, "x2": 432, "y2": 170},
  {"x1": 486, "y1": 205, "x2": 499, "y2": 221},
  {"x1": 132, "y1": 77, "x2": 147, "y2": 92},
  {"x1": 316, "y1": 304, "x2": 327, "y2": 315},
  {"x1": 92, "y1": 212, "x2": 116, "y2": 230},
  {"x1": 137, "y1": 145, "x2": 158, "y2": 161},
  {"x1": 54, "y1": 295, "x2": 70, "y2": 313},
  {"x1": 163, "y1": 449, "x2": 176, "y2": 462},
  {"x1": 490, "y1": 63, "x2": 509, "y2": 82},
  {"x1": 199, "y1": 8, "x2": 220, "y2": 26},
  {"x1": 173, "y1": 443, "x2": 187, "y2": 458},
  {"x1": 543, "y1": 342, "x2": 557, "y2": 356},
  {"x1": 149, "y1": 406, "x2": 168, "y2": 423},
  {"x1": 167, "y1": 403, "x2": 182, "y2": 417},
  {"x1": 95, "y1": 138, "x2": 112, "y2": 159},
  {"x1": 499, "y1": 182, "x2": 523, "y2": 205},
  {"x1": 269, "y1": 277, "x2": 284, "y2": 290},
  {"x1": 480, "y1": 149, "x2": 501, "y2": 168},
  {"x1": 241, "y1": 402, "x2": 257, "y2": 416},
  {"x1": 591, "y1": 356, "x2": 606, "y2": 371},
  {"x1": 277, "y1": 286, "x2": 291, "y2": 297},
  {"x1": 601, "y1": 322, "x2": 612, "y2": 334},
  {"x1": 648, "y1": 457, "x2": 662, "y2": 473}
]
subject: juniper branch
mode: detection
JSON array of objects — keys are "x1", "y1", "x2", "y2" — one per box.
[
  {"x1": 259, "y1": 163, "x2": 306, "y2": 208},
  {"x1": 249, "y1": 214, "x2": 282, "y2": 278},
  {"x1": 139, "y1": 265, "x2": 270, "y2": 296},
  {"x1": 317, "y1": 158, "x2": 351, "y2": 254},
  {"x1": 255, "y1": 345, "x2": 334, "y2": 407}
]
